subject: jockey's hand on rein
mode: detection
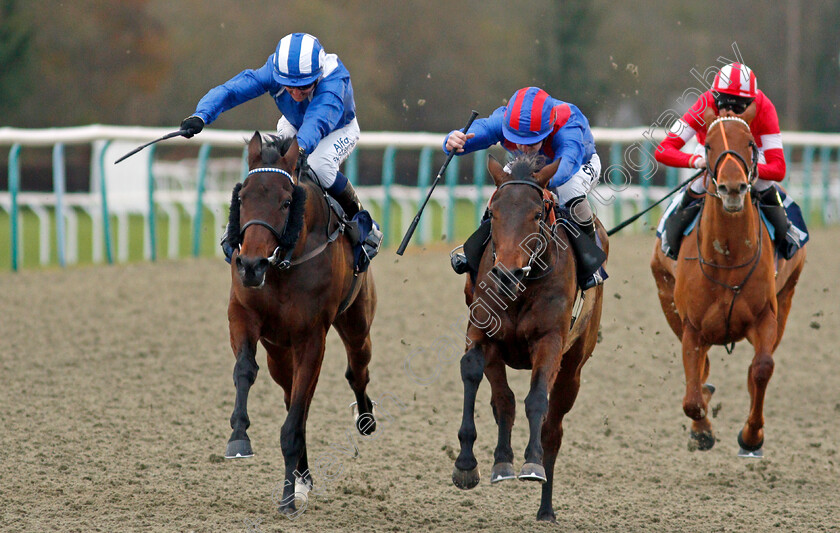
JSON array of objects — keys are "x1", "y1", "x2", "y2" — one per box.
[
  {"x1": 296, "y1": 147, "x2": 310, "y2": 176},
  {"x1": 180, "y1": 116, "x2": 204, "y2": 138}
]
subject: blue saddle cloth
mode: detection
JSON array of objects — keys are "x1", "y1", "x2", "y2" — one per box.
[{"x1": 656, "y1": 184, "x2": 809, "y2": 252}]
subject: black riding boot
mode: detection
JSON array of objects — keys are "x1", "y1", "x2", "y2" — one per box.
[
  {"x1": 451, "y1": 209, "x2": 491, "y2": 275},
  {"x1": 662, "y1": 190, "x2": 703, "y2": 260},
  {"x1": 756, "y1": 187, "x2": 797, "y2": 260},
  {"x1": 333, "y1": 181, "x2": 363, "y2": 219},
  {"x1": 565, "y1": 219, "x2": 607, "y2": 290}
]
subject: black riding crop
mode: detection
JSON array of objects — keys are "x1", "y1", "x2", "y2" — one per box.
[
  {"x1": 114, "y1": 129, "x2": 188, "y2": 164},
  {"x1": 606, "y1": 169, "x2": 704, "y2": 236},
  {"x1": 396, "y1": 110, "x2": 479, "y2": 255}
]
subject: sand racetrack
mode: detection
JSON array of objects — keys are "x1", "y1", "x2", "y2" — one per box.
[{"x1": 1, "y1": 229, "x2": 838, "y2": 532}]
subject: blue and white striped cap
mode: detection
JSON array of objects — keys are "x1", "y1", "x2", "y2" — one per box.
[{"x1": 273, "y1": 33, "x2": 326, "y2": 86}]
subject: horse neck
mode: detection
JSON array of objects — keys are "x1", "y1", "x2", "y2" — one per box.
[{"x1": 698, "y1": 195, "x2": 761, "y2": 263}]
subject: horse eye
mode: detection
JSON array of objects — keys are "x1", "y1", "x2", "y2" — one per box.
[
  {"x1": 282, "y1": 199, "x2": 292, "y2": 209},
  {"x1": 535, "y1": 211, "x2": 543, "y2": 220}
]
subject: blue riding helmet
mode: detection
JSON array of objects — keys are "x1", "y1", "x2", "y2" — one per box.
[
  {"x1": 272, "y1": 32, "x2": 326, "y2": 87},
  {"x1": 502, "y1": 87, "x2": 555, "y2": 145}
]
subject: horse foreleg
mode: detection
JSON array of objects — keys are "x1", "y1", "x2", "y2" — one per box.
[
  {"x1": 521, "y1": 335, "x2": 564, "y2": 482},
  {"x1": 681, "y1": 325, "x2": 715, "y2": 450},
  {"x1": 740, "y1": 309, "x2": 778, "y2": 455},
  {"x1": 485, "y1": 356, "x2": 516, "y2": 483},
  {"x1": 452, "y1": 346, "x2": 486, "y2": 490},
  {"x1": 226, "y1": 309, "x2": 260, "y2": 459},
  {"x1": 537, "y1": 343, "x2": 587, "y2": 522},
  {"x1": 277, "y1": 336, "x2": 326, "y2": 516}
]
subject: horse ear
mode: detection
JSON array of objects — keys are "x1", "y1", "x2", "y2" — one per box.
[
  {"x1": 533, "y1": 159, "x2": 560, "y2": 188},
  {"x1": 701, "y1": 105, "x2": 717, "y2": 130},
  {"x1": 487, "y1": 154, "x2": 508, "y2": 187},
  {"x1": 283, "y1": 137, "x2": 300, "y2": 170},
  {"x1": 247, "y1": 131, "x2": 262, "y2": 167}
]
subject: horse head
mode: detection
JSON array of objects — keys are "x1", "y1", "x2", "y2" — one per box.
[
  {"x1": 486, "y1": 153, "x2": 560, "y2": 293},
  {"x1": 704, "y1": 116, "x2": 758, "y2": 213},
  {"x1": 235, "y1": 131, "x2": 306, "y2": 287}
]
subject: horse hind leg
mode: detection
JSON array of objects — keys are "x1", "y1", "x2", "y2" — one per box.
[
  {"x1": 650, "y1": 247, "x2": 683, "y2": 339},
  {"x1": 453, "y1": 346, "x2": 486, "y2": 490},
  {"x1": 485, "y1": 358, "x2": 516, "y2": 483},
  {"x1": 334, "y1": 278, "x2": 377, "y2": 436},
  {"x1": 681, "y1": 326, "x2": 716, "y2": 451}
]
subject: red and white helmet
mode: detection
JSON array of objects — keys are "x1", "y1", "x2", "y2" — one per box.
[{"x1": 713, "y1": 63, "x2": 757, "y2": 98}]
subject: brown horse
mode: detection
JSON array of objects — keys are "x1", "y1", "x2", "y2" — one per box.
[
  {"x1": 452, "y1": 154, "x2": 608, "y2": 522},
  {"x1": 226, "y1": 132, "x2": 377, "y2": 515},
  {"x1": 651, "y1": 113, "x2": 806, "y2": 456}
]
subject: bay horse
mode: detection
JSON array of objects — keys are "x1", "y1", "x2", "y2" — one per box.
[
  {"x1": 452, "y1": 154, "x2": 608, "y2": 522},
  {"x1": 651, "y1": 113, "x2": 806, "y2": 456},
  {"x1": 225, "y1": 132, "x2": 377, "y2": 515}
]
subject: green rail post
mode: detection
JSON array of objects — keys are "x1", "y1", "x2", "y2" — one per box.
[
  {"x1": 783, "y1": 145, "x2": 793, "y2": 187},
  {"x1": 415, "y1": 147, "x2": 433, "y2": 245},
  {"x1": 610, "y1": 142, "x2": 623, "y2": 229},
  {"x1": 381, "y1": 146, "x2": 396, "y2": 248},
  {"x1": 98, "y1": 140, "x2": 114, "y2": 264},
  {"x1": 445, "y1": 156, "x2": 459, "y2": 242},
  {"x1": 801, "y1": 145, "x2": 815, "y2": 225},
  {"x1": 473, "y1": 150, "x2": 487, "y2": 227},
  {"x1": 345, "y1": 150, "x2": 358, "y2": 185},
  {"x1": 192, "y1": 144, "x2": 211, "y2": 257},
  {"x1": 52, "y1": 143, "x2": 67, "y2": 267},
  {"x1": 820, "y1": 146, "x2": 832, "y2": 225},
  {"x1": 8, "y1": 144, "x2": 21, "y2": 271},
  {"x1": 148, "y1": 144, "x2": 157, "y2": 261}
]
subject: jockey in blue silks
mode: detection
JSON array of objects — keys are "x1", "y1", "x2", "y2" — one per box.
[
  {"x1": 445, "y1": 86, "x2": 606, "y2": 289},
  {"x1": 180, "y1": 32, "x2": 381, "y2": 261}
]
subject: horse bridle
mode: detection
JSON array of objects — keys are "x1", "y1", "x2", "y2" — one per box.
[
  {"x1": 490, "y1": 179, "x2": 558, "y2": 280},
  {"x1": 704, "y1": 116, "x2": 759, "y2": 199},
  {"x1": 238, "y1": 167, "x2": 343, "y2": 270}
]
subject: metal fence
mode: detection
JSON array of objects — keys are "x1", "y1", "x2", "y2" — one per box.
[{"x1": 1, "y1": 125, "x2": 838, "y2": 271}]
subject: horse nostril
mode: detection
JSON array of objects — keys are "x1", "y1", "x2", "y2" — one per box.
[{"x1": 235, "y1": 256, "x2": 243, "y2": 268}]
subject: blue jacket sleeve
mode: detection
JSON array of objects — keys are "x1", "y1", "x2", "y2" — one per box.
[
  {"x1": 442, "y1": 107, "x2": 506, "y2": 155},
  {"x1": 296, "y1": 82, "x2": 347, "y2": 154},
  {"x1": 193, "y1": 57, "x2": 275, "y2": 125},
  {"x1": 547, "y1": 127, "x2": 587, "y2": 188}
]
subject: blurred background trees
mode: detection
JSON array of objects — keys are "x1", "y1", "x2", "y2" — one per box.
[{"x1": 1, "y1": 0, "x2": 837, "y2": 132}]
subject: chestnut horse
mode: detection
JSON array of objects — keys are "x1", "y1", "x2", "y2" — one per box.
[
  {"x1": 651, "y1": 114, "x2": 806, "y2": 456},
  {"x1": 452, "y1": 154, "x2": 607, "y2": 522},
  {"x1": 226, "y1": 132, "x2": 377, "y2": 514}
]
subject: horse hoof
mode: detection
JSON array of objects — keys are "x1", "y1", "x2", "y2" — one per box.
[
  {"x1": 737, "y1": 430, "x2": 764, "y2": 458},
  {"x1": 452, "y1": 465, "x2": 480, "y2": 490},
  {"x1": 703, "y1": 383, "x2": 716, "y2": 396},
  {"x1": 490, "y1": 462, "x2": 517, "y2": 483},
  {"x1": 225, "y1": 439, "x2": 254, "y2": 459},
  {"x1": 536, "y1": 508, "x2": 557, "y2": 522},
  {"x1": 688, "y1": 430, "x2": 716, "y2": 451},
  {"x1": 518, "y1": 462, "x2": 547, "y2": 483},
  {"x1": 351, "y1": 401, "x2": 377, "y2": 435}
]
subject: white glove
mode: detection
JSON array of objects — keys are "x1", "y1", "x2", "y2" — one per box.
[{"x1": 690, "y1": 155, "x2": 707, "y2": 169}]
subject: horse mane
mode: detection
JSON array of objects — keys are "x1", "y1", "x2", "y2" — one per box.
[
  {"x1": 507, "y1": 152, "x2": 547, "y2": 181},
  {"x1": 261, "y1": 134, "x2": 296, "y2": 164},
  {"x1": 278, "y1": 186, "x2": 307, "y2": 250}
]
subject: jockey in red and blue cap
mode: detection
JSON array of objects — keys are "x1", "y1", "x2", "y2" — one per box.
[{"x1": 445, "y1": 87, "x2": 605, "y2": 289}]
